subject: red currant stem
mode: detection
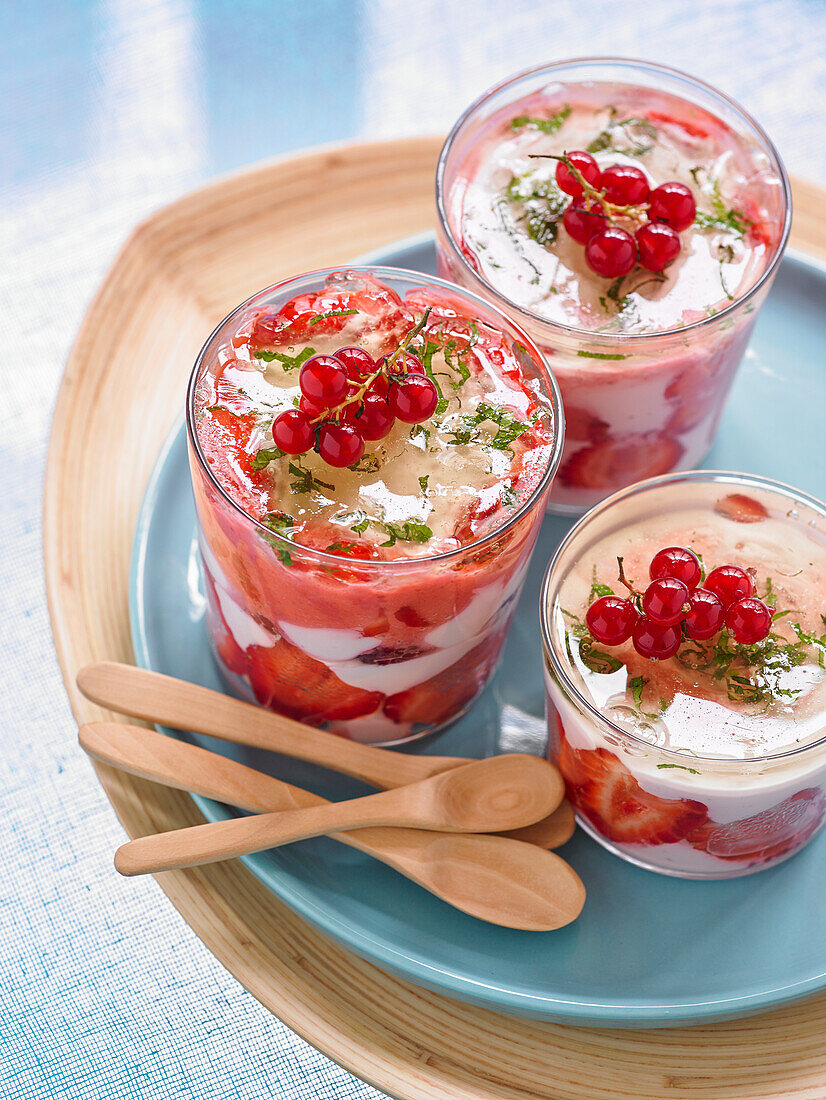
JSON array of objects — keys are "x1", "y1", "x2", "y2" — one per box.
[
  {"x1": 616, "y1": 556, "x2": 642, "y2": 598},
  {"x1": 529, "y1": 152, "x2": 649, "y2": 226},
  {"x1": 307, "y1": 308, "x2": 433, "y2": 426}
]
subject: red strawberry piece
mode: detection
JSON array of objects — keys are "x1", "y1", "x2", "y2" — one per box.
[
  {"x1": 383, "y1": 634, "x2": 502, "y2": 726},
  {"x1": 395, "y1": 605, "x2": 432, "y2": 628},
  {"x1": 556, "y1": 721, "x2": 708, "y2": 846},
  {"x1": 645, "y1": 110, "x2": 714, "y2": 140},
  {"x1": 197, "y1": 406, "x2": 271, "y2": 520},
  {"x1": 688, "y1": 788, "x2": 826, "y2": 864},
  {"x1": 558, "y1": 433, "x2": 683, "y2": 490},
  {"x1": 713, "y1": 493, "x2": 769, "y2": 524},
  {"x1": 247, "y1": 636, "x2": 383, "y2": 725},
  {"x1": 563, "y1": 406, "x2": 610, "y2": 444}
]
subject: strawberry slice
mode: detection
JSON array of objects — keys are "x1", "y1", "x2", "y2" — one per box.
[
  {"x1": 197, "y1": 405, "x2": 271, "y2": 520},
  {"x1": 556, "y1": 721, "x2": 708, "y2": 845},
  {"x1": 383, "y1": 633, "x2": 503, "y2": 726},
  {"x1": 688, "y1": 788, "x2": 826, "y2": 863},
  {"x1": 250, "y1": 273, "x2": 411, "y2": 350},
  {"x1": 246, "y1": 636, "x2": 383, "y2": 725},
  {"x1": 713, "y1": 493, "x2": 769, "y2": 524},
  {"x1": 558, "y1": 433, "x2": 683, "y2": 490}
]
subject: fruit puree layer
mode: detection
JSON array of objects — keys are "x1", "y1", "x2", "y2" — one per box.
[
  {"x1": 189, "y1": 270, "x2": 558, "y2": 743},
  {"x1": 543, "y1": 478, "x2": 826, "y2": 877},
  {"x1": 437, "y1": 71, "x2": 788, "y2": 511}
]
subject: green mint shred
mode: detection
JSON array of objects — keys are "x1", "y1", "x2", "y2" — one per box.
[
  {"x1": 576, "y1": 350, "x2": 628, "y2": 361},
  {"x1": 255, "y1": 347, "x2": 316, "y2": 371},
  {"x1": 510, "y1": 106, "x2": 571, "y2": 134},
  {"x1": 309, "y1": 309, "x2": 358, "y2": 326},
  {"x1": 261, "y1": 512, "x2": 294, "y2": 567}
]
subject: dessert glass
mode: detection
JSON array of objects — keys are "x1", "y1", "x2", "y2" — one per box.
[
  {"x1": 540, "y1": 471, "x2": 826, "y2": 878},
  {"x1": 436, "y1": 59, "x2": 791, "y2": 514},
  {"x1": 187, "y1": 267, "x2": 564, "y2": 745}
]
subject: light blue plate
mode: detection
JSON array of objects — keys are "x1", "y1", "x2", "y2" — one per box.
[{"x1": 131, "y1": 235, "x2": 826, "y2": 1027}]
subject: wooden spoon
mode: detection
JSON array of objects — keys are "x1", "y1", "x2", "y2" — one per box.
[
  {"x1": 77, "y1": 662, "x2": 572, "y2": 849},
  {"x1": 114, "y1": 752, "x2": 562, "y2": 877},
  {"x1": 80, "y1": 722, "x2": 583, "y2": 930}
]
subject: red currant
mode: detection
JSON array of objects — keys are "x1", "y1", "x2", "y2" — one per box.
[
  {"x1": 632, "y1": 616, "x2": 682, "y2": 661},
  {"x1": 601, "y1": 164, "x2": 650, "y2": 206},
  {"x1": 299, "y1": 354, "x2": 348, "y2": 406},
  {"x1": 334, "y1": 346, "x2": 375, "y2": 381},
  {"x1": 368, "y1": 372, "x2": 390, "y2": 397},
  {"x1": 555, "y1": 151, "x2": 602, "y2": 198},
  {"x1": 705, "y1": 565, "x2": 754, "y2": 608},
  {"x1": 635, "y1": 222, "x2": 681, "y2": 272},
  {"x1": 317, "y1": 421, "x2": 365, "y2": 468},
  {"x1": 649, "y1": 546, "x2": 702, "y2": 590},
  {"x1": 684, "y1": 588, "x2": 725, "y2": 641},
  {"x1": 648, "y1": 181, "x2": 696, "y2": 232},
  {"x1": 726, "y1": 597, "x2": 772, "y2": 645},
  {"x1": 387, "y1": 375, "x2": 438, "y2": 423},
  {"x1": 585, "y1": 226, "x2": 637, "y2": 278},
  {"x1": 272, "y1": 409, "x2": 314, "y2": 455},
  {"x1": 562, "y1": 199, "x2": 606, "y2": 244},
  {"x1": 299, "y1": 393, "x2": 327, "y2": 419},
  {"x1": 586, "y1": 595, "x2": 639, "y2": 645},
  {"x1": 642, "y1": 577, "x2": 690, "y2": 625},
  {"x1": 356, "y1": 392, "x2": 395, "y2": 440}
]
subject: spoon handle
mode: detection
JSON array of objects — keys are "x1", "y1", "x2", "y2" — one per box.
[
  {"x1": 78, "y1": 662, "x2": 462, "y2": 787},
  {"x1": 114, "y1": 786, "x2": 444, "y2": 876},
  {"x1": 80, "y1": 724, "x2": 584, "y2": 930}
]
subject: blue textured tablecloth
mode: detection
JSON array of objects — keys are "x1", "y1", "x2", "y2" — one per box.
[{"x1": 2, "y1": 2, "x2": 824, "y2": 1096}]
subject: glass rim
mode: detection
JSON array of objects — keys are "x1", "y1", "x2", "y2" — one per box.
[
  {"x1": 539, "y1": 469, "x2": 826, "y2": 767},
  {"x1": 186, "y1": 263, "x2": 566, "y2": 572},
  {"x1": 436, "y1": 56, "x2": 793, "y2": 344}
]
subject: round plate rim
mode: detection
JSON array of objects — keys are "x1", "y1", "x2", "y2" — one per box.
[{"x1": 131, "y1": 239, "x2": 826, "y2": 1027}]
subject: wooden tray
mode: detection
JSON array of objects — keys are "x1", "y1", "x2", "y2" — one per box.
[{"x1": 45, "y1": 137, "x2": 826, "y2": 1100}]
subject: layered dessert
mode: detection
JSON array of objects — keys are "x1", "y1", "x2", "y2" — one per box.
[
  {"x1": 188, "y1": 268, "x2": 560, "y2": 744},
  {"x1": 541, "y1": 473, "x2": 826, "y2": 877},
  {"x1": 437, "y1": 60, "x2": 790, "y2": 512}
]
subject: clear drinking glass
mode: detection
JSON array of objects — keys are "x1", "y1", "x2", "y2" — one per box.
[
  {"x1": 540, "y1": 471, "x2": 826, "y2": 878},
  {"x1": 436, "y1": 59, "x2": 791, "y2": 514},
  {"x1": 187, "y1": 266, "x2": 564, "y2": 745}
]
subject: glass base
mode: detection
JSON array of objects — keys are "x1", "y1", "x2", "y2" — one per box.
[{"x1": 575, "y1": 813, "x2": 809, "y2": 880}]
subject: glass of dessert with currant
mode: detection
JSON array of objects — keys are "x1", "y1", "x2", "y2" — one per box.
[
  {"x1": 187, "y1": 267, "x2": 562, "y2": 745},
  {"x1": 437, "y1": 58, "x2": 791, "y2": 512},
  {"x1": 541, "y1": 474, "x2": 826, "y2": 878}
]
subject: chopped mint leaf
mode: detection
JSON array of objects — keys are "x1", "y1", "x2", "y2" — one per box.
[
  {"x1": 579, "y1": 636, "x2": 623, "y2": 675},
  {"x1": 255, "y1": 347, "x2": 315, "y2": 371},
  {"x1": 309, "y1": 309, "x2": 358, "y2": 326},
  {"x1": 261, "y1": 512, "x2": 294, "y2": 567},
  {"x1": 348, "y1": 453, "x2": 380, "y2": 473},
  {"x1": 510, "y1": 106, "x2": 571, "y2": 134},
  {"x1": 589, "y1": 565, "x2": 614, "y2": 604},
  {"x1": 505, "y1": 171, "x2": 567, "y2": 248},
  {"x1": 501, "y1": 485, "x2": 517, "y2": 507},
  {"x1": 325, "y1": 541, "x2": 362, "y2": 554},
  {"x1": 418, "y1": 475, "x2": 429, "y2": 494},
  {"x1": 577, "y1": 350, "x2": 628, "y2": 361},
  {"x1": 288, "y1": 460, "x2": 334, "y2": 495},
  {"x1": 587, "y1": 116, "x2": 657, "y2": 156},
  {"x1": 630, "y1": 675, "x2": 645, "y2": 711},
  {"x1": 657, "y1": 763, "x2": 700, "y2": 775},
  {"x1": 409, "y1": 423, "x2": 431, "y2": 445},
  {"x1": 251, "y1": 445, "x2": 286, "y2": 470},
  {"x1": 379, "y1": 520, "x2": 433, "y2": 547},
  {"x1": 445, "y1": 402, "x2": 529, "y2": 453}
]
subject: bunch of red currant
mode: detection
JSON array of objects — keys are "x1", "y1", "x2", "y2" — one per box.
[
  {"x1": 270, "y1": 345, "x2": 438, "y2": 468},
  {"x1": 585, "y1": 546, "x2": 774, "y2": 661},
  {"x1": 553, "y1": 151, "x2": 697, "y2": 278}
]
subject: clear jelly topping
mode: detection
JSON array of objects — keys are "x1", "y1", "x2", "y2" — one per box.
[{"x1": 193, "y1": 271, "x2": 555, "y2": 560}]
